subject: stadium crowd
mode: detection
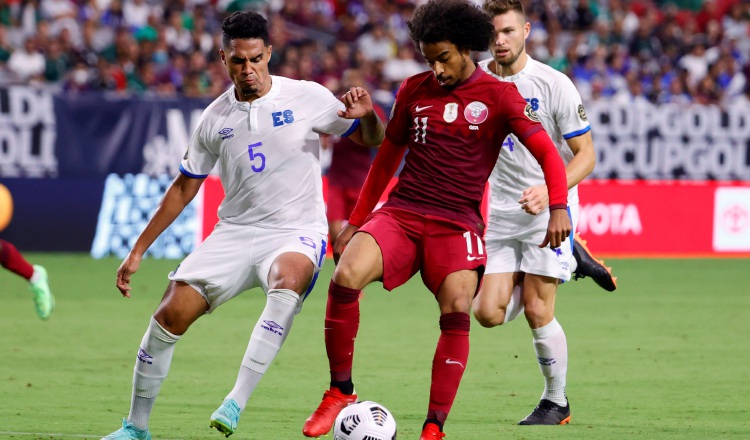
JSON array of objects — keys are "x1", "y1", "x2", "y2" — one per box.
[{"x1": 0, "y1": 0, "x2": 748, "y2": 107}]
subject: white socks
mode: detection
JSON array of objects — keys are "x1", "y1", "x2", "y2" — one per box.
[
  {"x1": 531, "y1": 318, "x2": 568, "y2": 406},
  {"x1": 503, "y1": 284, "x2": 524, "y2": 324},
  {"x1": 226, "y1": 289, "x2": 301, "y2": 410},
  {"x1": 129, "y1": 316, "x2": 181, "y2": 429}
]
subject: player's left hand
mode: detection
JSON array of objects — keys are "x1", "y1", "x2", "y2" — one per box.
[
  {"x1": 539, "y1": 208, "x2": 571, "y2": 249},
  {"x1": 518, "y1": 184, "x2": 549, "y2": 215},
  {"x1": 333, "y1": 223, "x2": 359, "y2": 264},
  {"x1": 338, "y1": 86, "x2": 374, "y2": 119},
  {"x1": 116, "y1": 251, "x2": 143, "y2": 298}
]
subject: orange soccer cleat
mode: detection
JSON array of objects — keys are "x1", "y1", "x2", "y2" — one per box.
[
  {"x1": 419, "y1": 422, "x2": 445, "y2": 439},
  {"x1": 572, "y1": 233, "x2": 617, "y2": 292},
  {"x1": 302, "y1": 388, "x2": 357, "y2": 437}
]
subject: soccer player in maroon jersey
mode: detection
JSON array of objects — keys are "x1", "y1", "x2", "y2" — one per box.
[
  {"x1": 302, "y1": 1, "x2": 571, "y2": 439},
  {"x1": 0, "y1": 239, "x2": 54, "y2": 320}
]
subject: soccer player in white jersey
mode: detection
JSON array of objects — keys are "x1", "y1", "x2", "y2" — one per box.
[
  {"x1": 102, "y1": 11, "x2": 384, "y2": 440},
  {"x1": 472, "y1": 0, "x2": 616, "y2": 426}
]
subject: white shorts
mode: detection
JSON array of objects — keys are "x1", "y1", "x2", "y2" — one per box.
[
  {"x1": 485, "y1": 204, "x2": 579, "y2": 281},
  {"x1": 168, "y1": 221, "x2": 327, "y2": 313}
]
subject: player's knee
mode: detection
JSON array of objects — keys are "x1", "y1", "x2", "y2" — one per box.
[
  {"x1": 153, "y1": 310, "x2": 190, "y2": 335},
  {"x1": 523, "y1": 298, "x2": 551, "y2": 324},
  {"x1": 473, "y1": 306, "x2": 505, "y2": 328},
  {"x1": 439, "y1": 294, "x2": 472, "y2": 314},
  {"x1": 331, "y1": 262, "x2": 365, "y2": 290}
]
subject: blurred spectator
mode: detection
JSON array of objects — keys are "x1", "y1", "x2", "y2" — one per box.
[
  {"x1": 101, "y1": 0, "x2": 125, "y2": 28},
  {"x1": 660, "y1": 76, "x2": 691, "y2": 104},
  {"x1": 356, "y1": 22, "x2": 394, "y2": 62},
  {"x1": 18, "y1": 0, "x2": 43, "y2": 38},
  {"x1": 164, "y1": 9, "x2": 192, "y2": 54},
  {"x1": 8, "y1": 36, "x2": 45, "y2": 81},
  {"x1": 0, "y1": 25, "x2": 12, "y2": 64},
  {"x1": 63, "y1": 61, "x2": 91, "y2": 92},
  {"x1": 0, "y1": 0, "x2": 744, "y2": 107},
  {"x1": 123, "y1": 0, "x2": 154, "y2": 30},
  {"x1": 382, "y1": 44, "x2": 424, "y2": 83},
  {"x1": 43, "y1": 38, "x2": 70, "y2": 82},
  {"x1": 678, "y1": 35, "x2": 712, "y2": 90}
]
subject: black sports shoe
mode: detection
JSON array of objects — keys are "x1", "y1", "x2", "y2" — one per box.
[
  {"x1": 518, "y1": 399, "x2": 571, "y2": 425},
  {"x1": 572, "y1": 233, "x2": 617, "y2": 292}
]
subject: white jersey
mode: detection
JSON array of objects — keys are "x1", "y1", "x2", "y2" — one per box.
[
  {"x1": 479, "y1": 56, "x2": 590, "y2": 215},
  {"x1": 181, "y1": 76, "x2": 358, "y2": 235}
]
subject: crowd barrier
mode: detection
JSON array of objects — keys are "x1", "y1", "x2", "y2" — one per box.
[{"x1": 0, "y1": 86, "x2": 748, "y2": 257}]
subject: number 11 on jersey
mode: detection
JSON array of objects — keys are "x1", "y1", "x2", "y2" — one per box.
[
  {"x1": 414, "y1": 117, "x2": 428, "y2": 143},
  {"x1": 463, "y1": 231, "x2": 484, "y2": 255}
]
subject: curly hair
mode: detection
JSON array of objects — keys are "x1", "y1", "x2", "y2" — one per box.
[
  {"x1": 408, "y1": 0, "x2": 494, "y2": 52},
  {"x1": 482, "y1": 0, "x2": 525, "y2": 18},
  {"x1": 221, "y1": 11, "x2": 270, "y2": 48}
]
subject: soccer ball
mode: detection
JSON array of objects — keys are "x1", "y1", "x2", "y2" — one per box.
[{"x1": 333, "y1": 401, "x2": 397, "y2": 440}]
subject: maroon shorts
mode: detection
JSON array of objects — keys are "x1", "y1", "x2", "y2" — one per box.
[
  {"x1": 358, "y1": 206, "x2": 486, "y2": 295},
  {"x1": 326, "y1": 184, "x2": 362, "y2": 222}
]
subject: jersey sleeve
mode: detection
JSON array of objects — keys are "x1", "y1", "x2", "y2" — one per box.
[
  {"x1": 302, "y1": 81, "x2": 358, "y2": 137},
  {"x1": 500, "y1": 83, "x2": 545, "y2": 143},
  {"x1": 553, "y1": 75, "x2": 591, "y2": 140},
  {"x1": 180, "y1": 112, "x2": 219, "y2": 178}
]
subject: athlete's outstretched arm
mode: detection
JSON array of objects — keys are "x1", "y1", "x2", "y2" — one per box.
[{"x1": 116, "y1": 173, "x2": 205, "y2": 297}]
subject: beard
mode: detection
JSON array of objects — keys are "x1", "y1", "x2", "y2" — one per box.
[
  {"x1": 438, "y1": 57, "x2": 469, "y2": 90},
  {"x1": 238, "y1": 84, "x2": 258, "y2": 97},
  {"x1": 496, "y1": 46, "x2": 524, "y2": 67}
]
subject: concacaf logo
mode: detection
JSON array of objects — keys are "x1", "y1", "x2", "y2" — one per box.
[
  {"x1": 577, "y1": 104, "x2": 588, "y2": 121},
  {"x1": 524, "y1": 104, "x2": 541, "y2": 122}
]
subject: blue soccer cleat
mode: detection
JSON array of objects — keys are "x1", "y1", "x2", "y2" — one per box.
[
  {"x1": 210, "y1": 399, "x2": 242, "y2": 437},
  {"x1": 29, "y1": 265, "x2": 55, "y2": 320},
  {"x1": 101, "y1": 419, "x2": 152, "y2": 440}
]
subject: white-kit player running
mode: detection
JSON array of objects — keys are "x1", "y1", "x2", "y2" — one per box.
[
  {"x1": 102, "y1": 11, "x2": 384, "y2": 440},
  {"x1": 472, "y1": 0, "x2": 616, "y2": 427}
]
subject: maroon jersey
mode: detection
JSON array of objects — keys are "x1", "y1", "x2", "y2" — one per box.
[{"x1": 383, "y1": 67, "x2": 544, "y2": 234}]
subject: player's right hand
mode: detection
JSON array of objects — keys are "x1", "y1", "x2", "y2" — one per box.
[
  {"x1": 518, "y1": 184, "x2": 549, "y2": 215},
  {"x1": 116, "y1": 252, "x2": 143, "y2": 298},
  {"x1": 333, "y1": 223, "x2": 359, "y2": 264},
  {"x1": 338, "y1": 86, "x2": 374, "y2": 120},
  {"x1": 538, "y1": 208, "x2": 571, "y2": 249}
]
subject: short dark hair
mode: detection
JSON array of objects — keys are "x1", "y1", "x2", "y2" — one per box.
[
  {"x1": 408, "y1": 0, "x2": 494, "y2": 53},
  {"x1": 483, "y1": 0, "x2": 525, "y2": 17},
  {"x1": 221, "y1": 11, "x2": 269, "y2": 48}
]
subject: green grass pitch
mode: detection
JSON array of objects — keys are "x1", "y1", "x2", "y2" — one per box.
[{"x1": 1, "y1": 255, "x2": 749, "y2": 439}]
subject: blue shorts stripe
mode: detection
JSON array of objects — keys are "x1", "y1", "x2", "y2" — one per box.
[
  {"x1": 567, "y1": 206, "x2": 574, "y2": 254},
  {"x1": 302, "y1": 239, "x2": 327, "y2": 302}
]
